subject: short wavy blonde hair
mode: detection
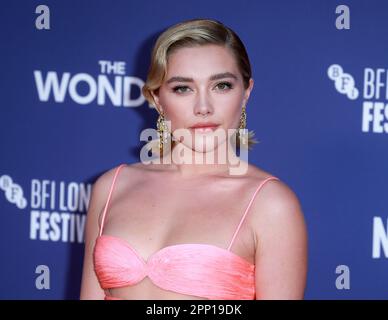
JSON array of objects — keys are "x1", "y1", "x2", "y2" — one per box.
[{"x1": 142, "y1": 18, "x2": 259, "y2": 153}]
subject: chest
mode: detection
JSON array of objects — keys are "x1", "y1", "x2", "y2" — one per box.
[{"x1": 100, "y1": 177, "x2": 258, "y2": 264}]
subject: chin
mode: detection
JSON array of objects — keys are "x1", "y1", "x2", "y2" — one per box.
[{"x1": 193, "y1": 141, "x2": 221, "y2": 153}]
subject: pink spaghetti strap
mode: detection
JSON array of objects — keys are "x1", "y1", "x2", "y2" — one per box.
[
  {"x1": 227, "y1": 176, "x2": 280, "y2": 251},
  {"x1": 98, "y1": 164, "x2": 127, "y2": 236}
]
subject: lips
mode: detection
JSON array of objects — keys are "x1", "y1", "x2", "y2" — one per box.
[
  {"x1": 189, "y1": 123, "x2": 219, "y2": 129},
  {"x1": 189, "y1": 123, "x2": 219, "y2": 134}
]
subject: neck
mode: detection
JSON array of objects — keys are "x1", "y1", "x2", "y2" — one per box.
[{"x1": 159, "y1": 138, "x2": 248, "y2": 179}]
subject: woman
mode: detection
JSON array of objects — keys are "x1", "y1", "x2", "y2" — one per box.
[{"x1": 80, "y1": 18, "x2": 307, "y2": 300}]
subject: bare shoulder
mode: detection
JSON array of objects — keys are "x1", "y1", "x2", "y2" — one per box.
[
  {"x1": 245, "y1": 163, "x2": 305, "y2": 226},
  {"x1": 93, "y1": 161, "x2": 162, "y2": 204},
  {"x1": 89, "y1": 163, "x2": 143, "y2": 225},
  {"x1": 246, "y1": 165, "x2": 307, "y2": 265},
  {"x1": 246, "y1": 165, "x2": 307, "y2": 299},
  {"x1": 94, "y1": 162, "x2": 145, "y2": 191},
  {"x1": 92, "y1": 164, "x2": 126, "y2": 197}
]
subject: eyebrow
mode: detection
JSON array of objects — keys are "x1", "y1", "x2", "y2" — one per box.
[{"x1": 166, "y1": 72, "x2": 238, "y2": 84}]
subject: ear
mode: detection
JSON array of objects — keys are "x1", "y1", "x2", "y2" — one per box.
[
  {"x1": 150, "y1": 89, "x2": 163, "y2": 114},
  {"x1": 243, "y1": 78, "x2": 254, "y2": 106}
]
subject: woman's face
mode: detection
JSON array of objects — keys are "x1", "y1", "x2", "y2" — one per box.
[{"x1": 152, "y1": 44, "x2": 254, "y2": 153}]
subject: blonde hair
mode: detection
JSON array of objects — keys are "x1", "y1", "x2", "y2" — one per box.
[{"x1": 142, "y1": 18, "x2": 259, "y2": 154}]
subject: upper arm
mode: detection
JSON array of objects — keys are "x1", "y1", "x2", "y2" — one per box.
[
  {"x1": 79, "y1": 166, "x2": 118, "y2": 300},
  {"x1": 253, "y1": 180, "x2": 308, "y2": 299}
]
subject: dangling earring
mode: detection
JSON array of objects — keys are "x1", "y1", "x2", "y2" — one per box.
[
  {"x1": 156, "y1": 111, "x2": 170, "y2": 155},
  {"x1": 239, "y1": 105, "x2": 247, "y2": 129},
  {"x1": 238, "y1": 105, "x2": 247, "y2": 145}
]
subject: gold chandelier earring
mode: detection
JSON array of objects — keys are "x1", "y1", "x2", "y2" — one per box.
[
  {"x1": 156, "y1": 111, "x2": 171, "y2": 155},
  {"x1": 237, "y1": 104, "x2": 247, "y2": 146}
]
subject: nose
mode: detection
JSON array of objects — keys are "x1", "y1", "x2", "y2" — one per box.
[{"x1": 193, "y1": 89, "x2": 214, "y2": 117}]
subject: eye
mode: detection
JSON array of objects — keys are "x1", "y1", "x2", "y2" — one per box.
[
  {"x1": 172, "y1": 86, "x2": 191, "y2": 94},
  {"x1": 215, "y1": 82, "x2": 233, "y2": 91}
]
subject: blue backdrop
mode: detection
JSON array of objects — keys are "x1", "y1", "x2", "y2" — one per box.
[{"x1": 0, "y1": 0, "x2": 387, "y2": 299}]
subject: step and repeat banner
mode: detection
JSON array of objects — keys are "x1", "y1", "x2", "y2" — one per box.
[{"x1": 0, "y1": 1, "x2": 387, "y2": 299}]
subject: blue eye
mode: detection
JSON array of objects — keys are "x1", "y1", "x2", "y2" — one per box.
[
  {"x1": 215, "y1": 82, "x2": 233, "y2": 90},
  {"x1": 172, "y1": 86, "x2": 190, "y2": 94}
]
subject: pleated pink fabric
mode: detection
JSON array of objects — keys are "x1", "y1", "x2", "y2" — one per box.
[{"x1": 93, "y1": 163, "x2": 280, "y2": 300}]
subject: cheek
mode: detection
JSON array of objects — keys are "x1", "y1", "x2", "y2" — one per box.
[
  {"x1": 169, "y1": 112, "x2": 184, "y2": 129},
  {"x1": 216, "y1": 91, "x2": 244, "y2": 118},
  {"x1": 227, "y1": 110, "x2": 242, "y2": 129},
  {"x1": 220, "y1": 101, "x2": 243, "y2": 128},
  {"x1": 164, "y1": 106, "x2": 190, "y2": 131},
  {"x1": 158, "y1": 90, "x2": 185, "y2": 125}
]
